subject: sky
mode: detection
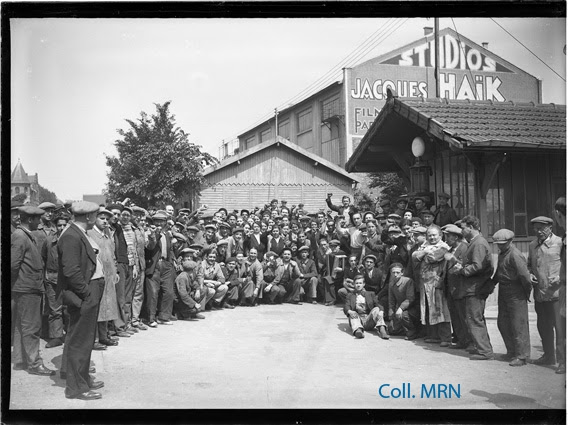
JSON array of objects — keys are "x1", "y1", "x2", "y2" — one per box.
[{"x1": 10, "y1": 17, "x2": 566, "y2": 201}]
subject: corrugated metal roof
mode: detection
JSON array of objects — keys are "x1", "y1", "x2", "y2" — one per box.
[{"x1": 401, "y1": 98, "x2": 566, "y2": 149}]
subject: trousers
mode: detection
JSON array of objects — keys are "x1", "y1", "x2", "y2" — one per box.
[
  {"x1": 44, "y1": 278, "x2": 64, "y2": 339},
  {"x1": 497, "y1": 284, "x2": 530, "y2": 360},
  {"x1": 62, "y1": 278, "x2": 104, "y2": 398},
  {"x1": 132, "y1": 271, "x2": 145, "y2": 322},
  {"x1": 146, "y1": 260, "x2": 175, "y2": 322},
  {"x1": 465, "y1": 295, "x2": 494, "y2": 358},
  {"x1": 348, "y1": 307, "x2": 385, "y2": 334},
  {"x1": 448, "y1": 296, "x2": 471, "y2": 347},
  {"x1": 535, "y1": 300, "x2": 564, "y2": 363},
  {"x1": 12, "y1": 292, "x2": 43, "y2": 369}
]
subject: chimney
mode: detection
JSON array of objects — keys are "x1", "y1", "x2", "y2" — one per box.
[
  {"x1": 424, "y1": 26, "x2": 433, "y2": 36},
  {"x1": 482, "y1": 42, "x2": 489, "y2": 49}
]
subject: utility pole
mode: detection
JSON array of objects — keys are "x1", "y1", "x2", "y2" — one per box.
[{"x1": 435, "y1": 18, "x2": 440, "y2": 98}]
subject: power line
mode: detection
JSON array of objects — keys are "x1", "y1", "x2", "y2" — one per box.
[
  {"x1": 227, "y1": 18, "x2": 407, "y2": 140},
  {"x1": 490, "y1": 18, "x2": 565, "y2": 82}
]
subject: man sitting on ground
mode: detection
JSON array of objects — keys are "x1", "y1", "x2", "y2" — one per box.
[{"x1": 344, "y1": 275, "x2": 389, "y2": 339}]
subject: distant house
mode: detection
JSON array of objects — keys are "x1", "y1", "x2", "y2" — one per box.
[
  {"x1": 199, "y1": 136, "x2": 360, "y2": 213},
  {"x1": 83, "y1": 194, "x2": 107, "y2": 206},
  {"x1": 11, "y1": 161, "x2": 39, "y2": 204}
]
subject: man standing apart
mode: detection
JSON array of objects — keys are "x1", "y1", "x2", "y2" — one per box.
[
  {"x1": 553, "y1": 197, "x2": 566, "y2": 374},
  {"x1": 454, "y1": 215, "x2": 494, "y2": 361},
  {"x1": 58, "y1": 201, "x2": 105, "y2": 400},
  {"x1": 492, "y1": 229, "x2": 532, "y2": 366},
  {"x1": 528, "y1": 216, "x2": 564, "y2": 369},
  {"x1": 11, "y1": 205, "x2": 55, "y2": 376}
]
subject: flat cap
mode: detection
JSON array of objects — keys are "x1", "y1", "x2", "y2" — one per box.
[
  {"x1": 226, "y1": 257, "x2": 237, "y2": 264},
  {"x1": 180, "y1": 247, "x2": 196, "y2": 255},
  {"x1": 189, "y1": 243, "x2": 203, "y2": 250},
  {"x1": 38, "y1": 202, "x2": 56, "y2": 210},
  {"x1": 442, "y1": 224, "x2": 462, "y2": 235},
  {"x1": 396, "y1": 197, "x2": 408, "y2": 204},
  {"x1": 122, "y1": 206, "x2": 133, "y2": 215},
  {"x1": 420, "y1": 209, "x2": 434, "y2": 217},
  {"x1": 271, "y1": 199, "x2": 278, "y2": 203},
  {"x1": 232, "y1": 227, "x2": 244, "y2": 233},
  {"x1": 265, "y1": 251, "x2": 278, "y2": 258},
  {"x1": 97, "y1": 207, "x2": 113, "y2": 217},
  {"x1": 131, "y1": 206, "x2": 147, "y2": 215},
  {"x1": 388, "y1": 213, "x2": 401, "y2": 220},
  {"x1": 219, "y1": 222, "x2": 231, "y2": 230},
  {"x1": 186, "y1": 225, "x2": 200, "y2": 233},
  {"x1": 19, "y1": 205, "x2": 45, "y2": 216},
  {"x1": 492, "y1": 228, "x2": 515, "y2": 243},
  {"x1": 363, "y1": 254, "x2": 377, "y2": 263},
  {"x1": 438, "y1": 192, "x2": 451, "y2": 199},
  {"x1": 411, "y1": 226, "x2": 428, "y2": 234},
  {"x1": 530, "y1": 216, "x2": 554, "y2": 225},
  {"x1": 329, "y1": 239, "x2": 341, "y2": 246},
  {"x1": 358, "y1": 223, "x2": 367, "y2": 230},
  {"x1": 388, "y1": 225, "x2": 402, "y2": 233},
  {"x1": 216, "y1": 239, "x2": 228, "y2": 247},
  {"x1": 11, "y1": 200, "x2": 24, "y2": 210},
  {"x1": 298, "y1": 245, "x2": 310, "y2": 253},
  {"x1": 379, "y1": 200, "x2": 391, "y2": 207},
  {"x1": 152, "y1": 212, "x2": 168, "y2": 221},
  {"x1": 107, "y1": 203, "x2": 124, "y2": 212},
  {"x1": 204, "y1": 224, "x2": 217, "y2": 231},
  {"x1": 299, "y1": 215, "x2": 311, "y2": 221},
  {"x1": 178, "y1": 208, "x2": 191, "y2": 214},
  {"x1": 155, "y1": 209, "x2": 169, "y2": 217},
  {"x1": 175, "y1": 222, "x2": 187, "y2": 231},
  {"x1": 71, "y1": 201, "x2": 99, "y2": 215}
]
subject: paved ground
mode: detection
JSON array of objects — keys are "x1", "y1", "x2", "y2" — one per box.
[{"x1": 8, "y1": 301, "x2": 566, "y2": 410}]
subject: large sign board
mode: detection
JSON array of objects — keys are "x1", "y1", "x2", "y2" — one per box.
[{"x1": 346, "y1": 31, "x2": 541, "y2": 137}]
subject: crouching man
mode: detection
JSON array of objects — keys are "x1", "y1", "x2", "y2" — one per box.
[
  {"x1": 344, "y1": 274, "x2": 389, "y2": 339},
  {"x1": 174, "y1": 250, "x2": 214, "y2": 320},
  {"x1": 387, "y1": 263, "x2": 420, "y2": 340}
]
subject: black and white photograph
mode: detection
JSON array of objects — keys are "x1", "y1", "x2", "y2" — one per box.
[{"x1": 4, "y1": 2, "x2": 566, "y2": 420}]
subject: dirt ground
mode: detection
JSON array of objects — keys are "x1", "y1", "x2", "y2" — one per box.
[{"x1": 8, "y1": 301, "x2": 566, "y2": 410}]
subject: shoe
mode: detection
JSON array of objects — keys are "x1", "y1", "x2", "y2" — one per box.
[
  {"x1": 109, "y1": 335, "x2": 119, "y2": 341},
  {"x1": 501, "y1": 353, "x2": 516, "y2": 361},
  {"x1": 28, "y1": 365, "x2": 56, "y2": 376},
  {"x1": 290, "y1": 300, "x2": 303, "y2": 305},
  {"x1": 13, "y1": 362, "x2": 26, "y2": 371},
  {"x1": 509, "y1": 358, "x2": 527, "y2": 367},
  {"x1": 125, "y1": 325, "x2": 138, "y2": 333},
  {"x1": 210, "y1": 303, "x2": 222, "y2": 310},
  {"x1": 46, "y1": 337, "x2": 63, "y2": 348},
  {"x1": 324, "y1": 302, "x2": 334, "y2": 306},
  {"x1": 157, "y1": 319, "x2": 173, "y2": 325},
  {"x1": 378, "y1": 327, "x2": 389, "y2": 340},
  {"x1": 116, "y1": 331, "x2": 131, "y2": 338},
  {"x1": 556, "y1": 364, "x2": 566, "y2": 374},
  {"x1": 190, "y1": 313, "x2": 206, "y2": 319},
  {"x1": 312, "y1": 300, "x2": 318, "y2": 304},
  {"x1": 424, "y1": 338, "x2": 441, "y2": 344},
  {"x1": 467, "y1": 347, "x2": 478, "y2": 354},
  {"x1": 147, "y1": 320, "x2": 158, "y2": 328},
  {"x1": 354, "y1": 329, "x2": 364, "y2": 339},
  {"x1": 93, "y1": 342, "x2": 107, "y2": 351},
  {"x1": 89, "y1": 380, "x2": 105, "y2": 390},
  {"x1": 223, "y1": 304, "x2": 235, "y2": 310},
  {"x1": 531, "y1": 355, "x2": 556, "y2": 366},
  {"x1": 405, "y1": 334, "x2": 419, "y2": 341},
  {"x1": 99, "y1": 339, "x2": 119, "y2": 346},
  {"x1": 66, "y1": 390, "x2": 102, "y2": 400},
  {"x1": 169, "y1": 315, "x2": 178, "y2": 321},
  {"x1": 470, "y1": 354, "x2": 493, "y2": 361},
  {"x1": 450, "y1": 344, "x2": 467, "y2": 350},
  {"x1": 136, "y1": 322, "x2": 148, "y2": 330},
  {"x1": 440, "y1": 342, "x2": 451, "y2": 348}
]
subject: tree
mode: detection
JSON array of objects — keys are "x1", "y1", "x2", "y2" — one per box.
[
  {"x1": 38, "y1": 184, "x2": 59, "y2": 204},
  {"x1": 11, "y1": 193, "x2": 27, "y2": 204},
  {"x1": 105, "y1": 102, "x2": 217, "y2": 207},
  {"x1": 367, "y1": 172, "x2": 409, "y2": 203}
]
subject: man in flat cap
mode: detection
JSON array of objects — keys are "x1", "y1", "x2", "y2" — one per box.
[
  {"x1": 376, "y1": 199, "x2": 391, "y2": 217},
  {"x1": 41, "y1": 210, "x2": 71, "y2": 348},
  {"x1": 34, "y1": 202, "x2": 57, "y2": 250},
  {"x1": 58, "y1": 201, "x2": 105, "y2": 399},
  {"x1": 11, "y1": 200, "x2": 23, "y2": 234},
  {"x1": 130, "y1": 207, "x2": 150, "y2": 330},
  {"x1": 493, "y1": 228, "x2": 532, "y2": 366},
  {"x1": 11, "y1": 205, "x2": 56, "y2": 376},
  {"x1": 442, "y1": 224, "x2": 471, "y2": 351},
  {"x1": 412, "y1": 196, "x2": 428, "y2": 217},
  {"x1": 268, "y1": 248, "x2": 302, "y2": 304},
  {"x1": 297, "y1": 245, "x2": 318, "y2": 304},
  {"x1": 528, "y1": 216, "x2": 564, "y2": 368},
  {"x1": 433, "y1": 193, "x2": 459, "y2": 227},
  {"x1": 393, "y1": 197, "x2": 409, "y2": 218},
  {"x1": 420, "y1": 210, "x2": 435, "y2": 227}
]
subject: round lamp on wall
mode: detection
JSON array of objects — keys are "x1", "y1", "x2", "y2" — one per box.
[{"x1": 411, "y1": 136, "x2": 426, "y2": 158}]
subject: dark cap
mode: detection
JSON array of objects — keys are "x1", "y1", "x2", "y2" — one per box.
[
  {"x1": 19, "y1": 205, "x2": 45, "y2": 216},
  {"x1": 379, "y1": 200, "x2": 391, "y2": 207},
  {"x1": 71, "y1": 201, "x2": 99, "y2": 215},
  {"x1": 438, "y1": 192, "x2": 451, "y2": 199},
  {"x1": 107, "y1": 203, "x2": 124, "y2": 212},
  {"x1": 492, "y1": 228, "x2": 515, "y2": 243},
  {"x1": 329, "y1": 239, "x2": 341, "y2": 246},
  {"x1": 442, "y1": 224, "x2": 462, "y2": 236},
  {"x1": 11, "y1": 200, "x2": 24, "y2": 210},
  {"x1": 298, "y1": 245, "x2": 310, "y2": 253},
  {"x1": 420, "y1": 210, "x2": 434, "y2": 217},
  {"x1": 363, "y1": 254, "x2": 377, "y2": 263},
  {"x1": 388, "y1": 213, "x2": 401, "y2": 220},
  {"x1": 187, "y1": 225, "x2": 200, "y2": 233},
  {"x1": 226, "y1": 257, "x2": 237, "y2": 264}
]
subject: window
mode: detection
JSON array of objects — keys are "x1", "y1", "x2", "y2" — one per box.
[
  {"x1": 15, "y1": 186, "x2": 20, "y2": 194},
  {"x1": 297, "y1": 107, "x2": 312, "y2": 134},
  {"x1": 278, "y1": 119, "x2": 290, "y2": 140},
  {"x1": 260, "y1": 128, "x2": 271, "y2": 143},
  {"x1": 322, "y1": 95, "x2": 340, "y2": 121},
  {"x1": 245, "y1": 136, "x2": 255, "y2": 150}
]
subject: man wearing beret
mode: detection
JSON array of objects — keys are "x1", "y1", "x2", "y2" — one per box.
[
  {"x1": 11, "y1": 205, "x2": 56, "y2": 376},
  {"x1": 528, "y1": 216, "x2": 564, "y2": 368},
  {"x1": 493, "y1": 228, "x2": 532, "y2": 366},
  {"x1": 58, "y1": 201, "x2": 105, "y2": 399},
  {"x1": 453, "y1": 215, "x2": 494, "y2": 361},
  {"x1": 433, "y1": 193, "x2": 459, "y2": 227}
]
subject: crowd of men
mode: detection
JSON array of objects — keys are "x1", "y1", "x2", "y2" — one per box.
[{"x1": 10, "y1": 192, "x2": 566, "y2": 401}]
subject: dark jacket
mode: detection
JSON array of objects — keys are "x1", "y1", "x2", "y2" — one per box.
[
  {"x1": 145, "y1": 231, "x2": 173, "y2": 276},
  {"x1": 57, "y1": 222, "x2": 96, "y2": 305},
  {"x1": 460, "y1": 234, "x2": 493, "y2": 296},
  {"x1": 11, "y1": 227, "x2": 44, "y2": 293},
  {"x1": 344, "y1": 290, "x2": 381, "y2": 316}
]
